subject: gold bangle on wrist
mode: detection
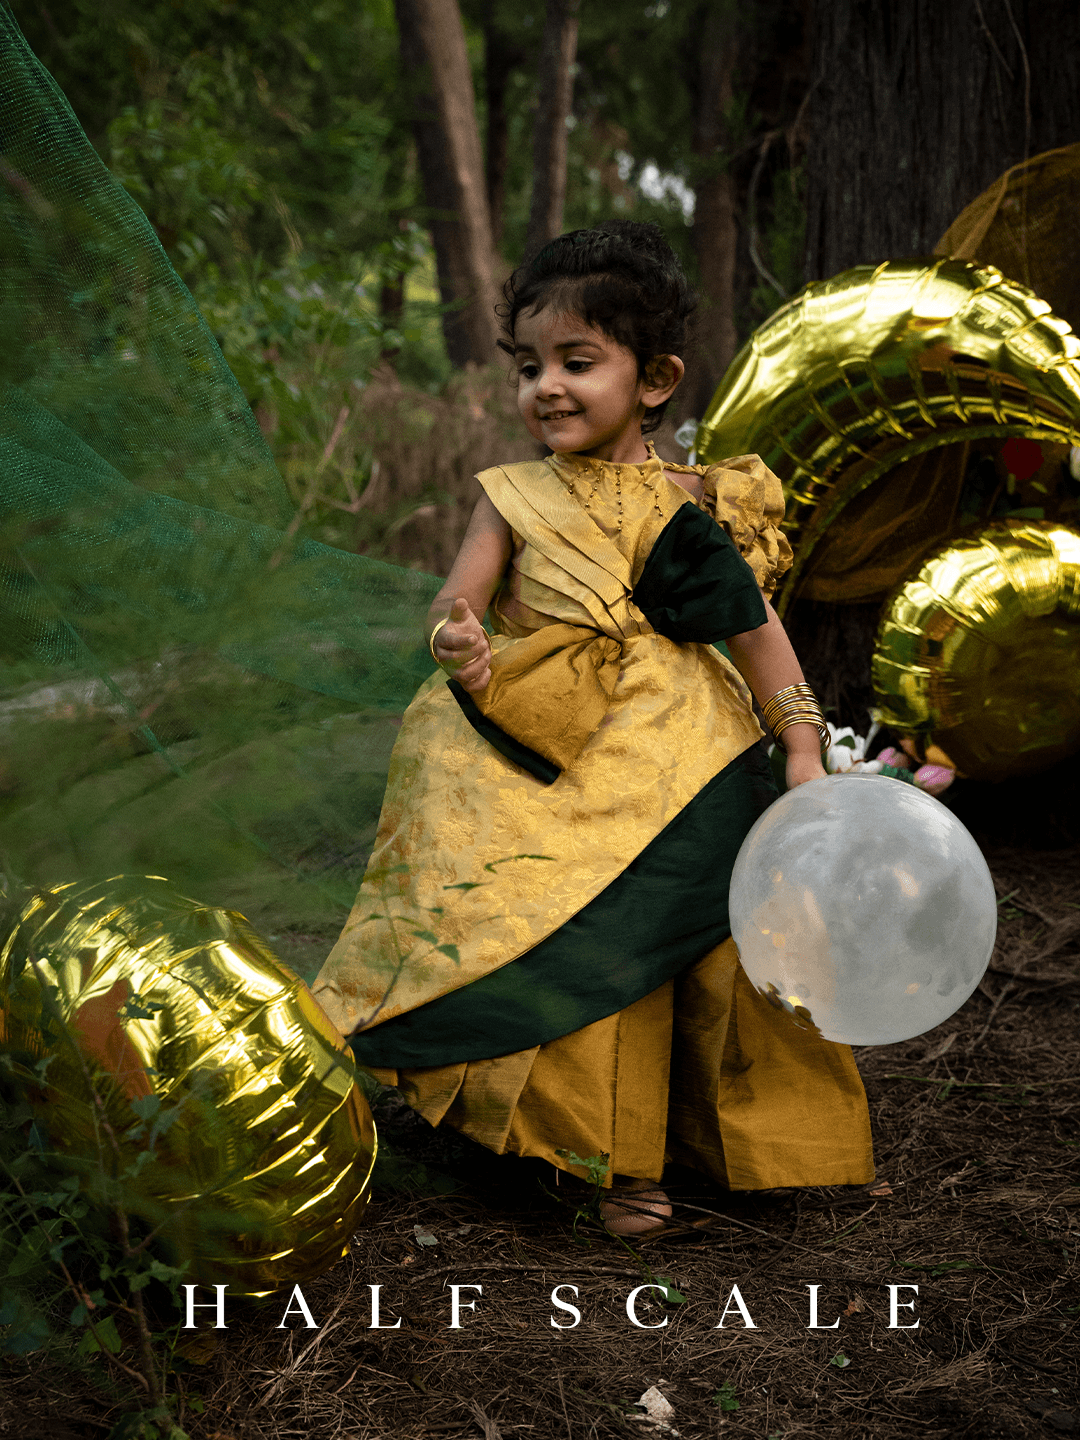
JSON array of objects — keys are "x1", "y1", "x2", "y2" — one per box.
[
  {"x1": 761, "y1": 682, "x2": 830, "y2": 752},
  {"x1": 428, "y1": 614, "x2": 451, "y2": 663}
]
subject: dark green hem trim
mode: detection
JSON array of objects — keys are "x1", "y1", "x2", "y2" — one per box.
[
  {"x1": 350, "y1": 739, "x2": 777, "y2": 1068},
  {"x1": 447, "y1": 677, "x2": 560, "y2": 784}
]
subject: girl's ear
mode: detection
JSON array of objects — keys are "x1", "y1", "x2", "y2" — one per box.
[{"x1": 642, "y1": 354, "x2": 685, "y2": 405}]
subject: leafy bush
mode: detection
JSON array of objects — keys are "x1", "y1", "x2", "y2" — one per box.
[{"x1": 0, "y1": 1029, "x2": 191, "y2": 1437}]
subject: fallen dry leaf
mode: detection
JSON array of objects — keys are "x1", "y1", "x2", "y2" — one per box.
[{"x1": 632, "y1": 1385, "x2": 679, "y2": 1434}]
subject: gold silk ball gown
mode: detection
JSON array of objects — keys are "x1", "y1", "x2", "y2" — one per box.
[{"x1": 313, "y1": 447, "x2": 874, "y2": 1190}]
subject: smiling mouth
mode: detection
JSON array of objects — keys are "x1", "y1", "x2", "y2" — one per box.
[{"x1": 540, "y1": 410, "x2": 582, "y2": 421}]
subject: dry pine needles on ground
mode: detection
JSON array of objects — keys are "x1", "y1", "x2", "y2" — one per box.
[{"x1": 2, "y1": 842, "x2": 1077, "y2": 1440}]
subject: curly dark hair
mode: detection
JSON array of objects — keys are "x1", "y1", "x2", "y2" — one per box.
[{"x1": 497, "y1": 220, "x2": 696, "y2": 435}]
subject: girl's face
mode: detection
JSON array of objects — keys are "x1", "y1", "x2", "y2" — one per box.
[{"x1": 512, "y1": 308, "x2": 682, "y2": 462}]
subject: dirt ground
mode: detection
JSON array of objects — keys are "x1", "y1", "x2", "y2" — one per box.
[{"x1": 2, "y1": 841, "x2": 1078, "y2": 1440}]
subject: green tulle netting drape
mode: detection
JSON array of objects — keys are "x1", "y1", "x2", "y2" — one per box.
[{"x1": 0, "y1": 6, "x2": 442, "y2": 969}]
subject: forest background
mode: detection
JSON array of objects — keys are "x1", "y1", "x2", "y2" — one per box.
[{"x1": 14, "y1": 0, "x2": 1080, "y2": 580}]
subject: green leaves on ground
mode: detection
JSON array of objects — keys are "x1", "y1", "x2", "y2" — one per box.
[{"x1": 713, "y1": 1380, "x2": 739, "y2": 1411}]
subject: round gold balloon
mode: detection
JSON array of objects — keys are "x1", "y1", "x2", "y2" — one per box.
[
  {"x1": 0, "y1": 875, "x2": 376, "y2": 1296},
  {"x1": 696, "y1": 258, "x2": 1080, "y2": 616},
  {"x1": 871, "y1": 520, "x2": 1080, "y2": 780}
]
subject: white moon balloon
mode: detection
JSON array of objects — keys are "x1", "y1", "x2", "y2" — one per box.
[{"x1": 728, "y1": 773, "x2": 997, "y2": 1045}]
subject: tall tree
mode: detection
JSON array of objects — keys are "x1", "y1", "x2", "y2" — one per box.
[
  {"x1": 481, "y1": 14, "x2": 528, "y2": 248},
  {"x1": 683, "y1": 0, "x2": 742, "y2": 423},
  {"x1": 674, "y1": 0, "x2": 812, "y2": 422},
  {"x1": 395, "y1": 0, "x2": 501, "y2": 366},
  {"x1": 803, "y1": 0, "x2": 1080, "y2": 280},
  {"x1": 524, "y1": 0, "x2": 580, "y2": 259}
]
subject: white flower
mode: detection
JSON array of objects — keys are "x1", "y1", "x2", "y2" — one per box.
[
  {"x1": 825, "y1": 723, "x2": 867, "y2": 773},
  {"x1": 824, "y1": 721, "x2": 887, "y2": 775}
]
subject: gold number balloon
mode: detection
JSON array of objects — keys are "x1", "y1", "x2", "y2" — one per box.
[
  {"x1": 0, "y1": 875, "x2": 375, "y2": 1296},
  {"x1": 696, "y1": 258, "x2": 1080, "y2": 615},
  {"x1": 696, "y1": 257, "x2": 1080, "y2": 777},
  {"x1": 872, "y1": 520, "x2": 1080, "y2": 780}
]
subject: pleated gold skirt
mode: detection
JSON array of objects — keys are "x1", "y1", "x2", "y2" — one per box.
[{"x1": 364, "y1": 936, "x2": 874, "y2": 1190}]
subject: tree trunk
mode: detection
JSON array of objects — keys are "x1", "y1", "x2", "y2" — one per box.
[
  {"x1": 524, "y1": 0, "x2": 580, "y2": 259},
  {"x1": 483, "y1": 21, "x2": 524, "y2": 250},
  {"x1": 803, "y1": 0, "x2": 1080, "y2": 281},
  {"x1": 395, "y1": 0, "x2": 501, "y2": 367},
  {"x1": 683, "y1": 0, "x2": 741, "y2": 424}
]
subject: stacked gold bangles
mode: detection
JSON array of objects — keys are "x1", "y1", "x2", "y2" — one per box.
[{"x1": 761, "y1": 683, "x2": 830, "y2": 751}]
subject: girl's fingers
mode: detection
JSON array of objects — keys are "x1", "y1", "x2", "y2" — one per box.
[
  {"x1": 435, "y1": 634, "x2": 481, "y2": 665},
  {"x1": 435, "y1": 630, "x2": 491, "y2": 676},
  {"x1": 460, "y1": 663, "x2": 491, "y2": 693},
  {"x1": 439, "y1": 628, "x2": 480, "y2": 652},
  {"x1": 437, "y1": 637, "x2": 485, "y2": 661},
  {"x1": 455, "y1": 644, "x2": 491, "y2": 676}
]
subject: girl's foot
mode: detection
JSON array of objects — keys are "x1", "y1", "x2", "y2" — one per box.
[{"x1": 600, "y1": 1178, "x2": 672, "y2": 1235}]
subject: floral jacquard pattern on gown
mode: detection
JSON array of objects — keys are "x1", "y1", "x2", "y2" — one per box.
[
  {"x1": 312, "y1": 449, "x2": 876, "y2": 1191},
  {"x1": 313, "y1": 449, "x2": 778, "y2": 1037}
]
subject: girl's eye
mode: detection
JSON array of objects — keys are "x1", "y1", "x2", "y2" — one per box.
[
  {"x1": 518, "y1": 362, "x2": 539, "y2": 380},
  {"x1": 565, "y1": 359, "x2": 590, "y2": 372}
]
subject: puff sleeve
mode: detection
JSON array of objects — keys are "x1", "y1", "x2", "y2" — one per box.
[{"x1": 702, "y1": 454, "x2": 793, "y2": 600}]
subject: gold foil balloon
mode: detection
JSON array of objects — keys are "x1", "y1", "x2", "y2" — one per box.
[
  {"x1": 934, "y1": 143, "x2": 1080, "y2": 338},
  {"x1": 872, "y1": 520, "x2": 1080, "y2": 780},
  {"x1": 695, "y1": 258, "x2": 1080, "y2": 616},
  {"x1": 729, "y1": 773, "x2": 997, "y2": 1045},
  {"x1": 0, "y1": 876, "x2": 375, "y2": 1295}
]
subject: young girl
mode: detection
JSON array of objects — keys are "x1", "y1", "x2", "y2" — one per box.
[{"x1": 313, "y1": 221, "x2": 874, "y2": 1232}]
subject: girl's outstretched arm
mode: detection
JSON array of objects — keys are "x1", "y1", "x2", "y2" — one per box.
[
  {"x1": 426, "y1": 493, "x2": 512, "y2": 693},
  {"x1": 725, "y1": 597, "x2": 827, "y2": 790}
]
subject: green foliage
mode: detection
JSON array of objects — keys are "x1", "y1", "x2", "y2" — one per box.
[
  {"x1": 14, "y1": 0, "x2": 816, "y2": 425},
  {"x1": 651, "y1": 1275, "x2": 686, "y2": 1305},
  {"x1": 19, "y1": 0, "x2": 411, "y2": 266},
  {"x1": 552, "y1": 1149, "x2": 613, "y2": 1242},
  {"x1": 464, "y1": 0, "x2": 699, "y2": 273},
  {"x1": 556, "y1": 1148, "x2": 612, "y2": 1191},
  {"x1": 105, "y1": 83, "x2": 262, "y2": 271},
  {"x1": 0, "y1": 1037, "x2": 190, "y2": 1431},
  {"x1": 16, "y1": 0, "x2": 810, "y2": 402},
  {"x1": 15, "y1": 0, "x2": 449, "y2": 407},
  {"x1": 713, "y1": 1380, "x2": 740, "y2": 1411}
]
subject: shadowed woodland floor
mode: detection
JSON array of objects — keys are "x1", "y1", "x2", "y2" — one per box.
[{"x1": 2, "y1": 841, "x2": 1078, "y2": 1440}]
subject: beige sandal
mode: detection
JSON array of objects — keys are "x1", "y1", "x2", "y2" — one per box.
[{"x1": 600, "y1": 1180, "x2": 672, "y2": 1235}]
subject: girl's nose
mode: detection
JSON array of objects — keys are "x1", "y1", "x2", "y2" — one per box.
[{"x1": 535, "y1": 364, "x2": 565, "y2": 398}]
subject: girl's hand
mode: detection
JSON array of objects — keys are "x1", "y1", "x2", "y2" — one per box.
[
  {"x1": 432, "y1": 596, "x2": 492, "y2": 693},
  {"x1": 785, "y1": 749, "x2": 827, "y2": 789}
]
